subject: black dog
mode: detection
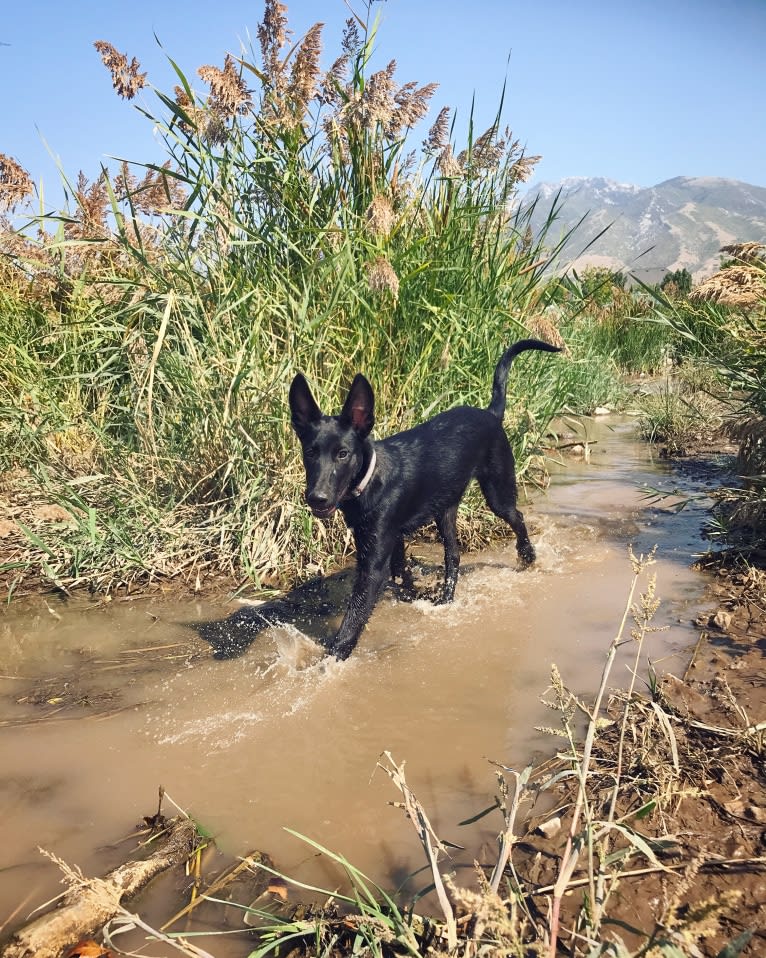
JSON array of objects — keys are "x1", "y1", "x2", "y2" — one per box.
[{"x1": 289, "y1": 338, "x2": 561, "y2": 659}]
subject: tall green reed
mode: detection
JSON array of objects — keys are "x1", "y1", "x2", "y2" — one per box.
[{"x1": 0, "y1": 2, "x2": 607, "y2": 594}]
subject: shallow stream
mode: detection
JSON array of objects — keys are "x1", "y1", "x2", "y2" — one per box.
[{"x1": 0, "y1": 417, "x2": 721, "y2": 945}]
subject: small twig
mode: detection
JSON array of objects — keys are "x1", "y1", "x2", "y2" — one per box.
[
  {"x1": 378, "y1": 752, "x2": 457, "y2": 951},
  {"x1": 104, "y1": 907, "x2": 216, "y2": 958},
  {"x1": 548, "y1": 549, "x2": 655, "y2": 958},
  {"x1": 683, "y1": 630, "x2": 708, "y2": 681},
  {"x1": 160, "y1": 853, "x2": 266, "y2": 931},
  {"x1": 535, "y1": 855, "x2": 766, "y2": 896},
  {"x1": 488, "y1": 764, "x2": 532, "y2": 894},
  {"x1": 594, "y1": 566, "x2": 661, "y2": 931}
]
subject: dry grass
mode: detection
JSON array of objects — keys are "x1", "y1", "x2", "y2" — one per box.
[{"x1": 691, "y1": 243, "x2": 766, "y2": 309}]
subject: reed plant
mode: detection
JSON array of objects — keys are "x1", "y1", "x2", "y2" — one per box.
[
  {"x1": 0, "y1": 2, "x2": 617, "y2": 597},
  {"x1": 556, "y1": 269, "x2": 679, "y2": 375}
]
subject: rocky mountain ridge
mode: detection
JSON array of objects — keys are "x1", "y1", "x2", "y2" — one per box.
[{"x1": 525, "y1": 175, "x2": 766, "y2": 282}]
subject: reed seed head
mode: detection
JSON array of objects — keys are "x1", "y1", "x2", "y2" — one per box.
[
  {"x1": 341, "y1": 18, "x2": 361, "y2": 56},
  {"x1": 65, "y1": 171, "x2": 109, "y2": 240},
  {"x1": 93, "y1": 41, "x2": 147, "y2": 100},
  {"x1": 366, "y1": 256, "x2": 400, "y2": 301},
  {"x1": 437, "y1": 144, "x2": 463, "y2": 178},
  {"x1": 133, "y1": 162, "x2": 186, "y2": 213},
  {"x1": 0, "y1": 154, "x2": 34, "y2": 212},
  {"x1": 526, "y1": 313, "x2": 566, "y2": 350},
  {"x1": 258, "y1": 0, "x2": 290, "y2": 91},
  {"x1": 424, "y1": 106, "x2": 451, "y2": 153},
  {"x1": 198, "y1": 54, "x2": 252, "y2": 121},
  {"x1": 466, "y1": 123, "x2": 505, "y2": 171},
  {"x1": 690, "y1": 264, "x2": 766, "y2": 307},
  {"x1": 320, "y1": 53, "x2": 350, "y2": 106},
  {"x1": 356, "y1": 61, "x2": 398, "y2": 132},
  {"x1": 366, "y1": 194, "x2": 395, "y2": 238},
  {"x1": 173, "y1": 84, "x2": 198, "y2": 129},
  {"x1": 388, "y1": 81, "x2": 438, "y2": 138},
  {"x1": 719, "y1": 242, "x2": 765, "y2": 265},
  {"x1": 510, "y1": 153, "x2": 542, "y2": 184},
  {"x1": 287, "y1": 23, "x2": 324, "y2": 124}
]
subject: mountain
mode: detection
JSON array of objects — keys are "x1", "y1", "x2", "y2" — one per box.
[{"x1": 525, "y1": 176, "x2": 766, "y2": 283}]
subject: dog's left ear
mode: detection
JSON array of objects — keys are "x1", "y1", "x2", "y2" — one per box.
[{"x1": 340, "y1": 374, "x2": 375, "y2": 438}]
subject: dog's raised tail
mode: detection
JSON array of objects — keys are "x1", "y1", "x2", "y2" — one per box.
[{"x1": 488, "y1": 338, "x2": 562, "y2": 419}]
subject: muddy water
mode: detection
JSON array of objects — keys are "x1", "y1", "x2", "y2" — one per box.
[{"x1": 0, "y1": 418, "x2": 716, "y2": 940}]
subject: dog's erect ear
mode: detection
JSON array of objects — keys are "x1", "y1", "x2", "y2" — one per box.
[
  {"x1": 289, "y1": 374, "x2": 322, "y2": 435},
  {"x1": 339, "y1": 374, "x2": 375, "y2": 438}
]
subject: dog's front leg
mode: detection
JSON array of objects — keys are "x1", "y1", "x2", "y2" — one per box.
[{"x1": 323, "y1": 539, "x2": 394, "y2": 660}]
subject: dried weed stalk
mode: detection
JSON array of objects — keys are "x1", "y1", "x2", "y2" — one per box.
[
  {"x1": 377, "y1": 751, "x2": 458, "y2": 950},
  {"x1": 545, "y1": 548, "x2": 660, "y2": 956}
]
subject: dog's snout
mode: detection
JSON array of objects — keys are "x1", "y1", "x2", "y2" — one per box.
[{"x1": 306, "y1": 490, "x2": 338, "y2": 519}]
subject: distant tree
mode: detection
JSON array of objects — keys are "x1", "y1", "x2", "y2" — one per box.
[
  {"x1": 660, "y1": 268, "x2": 692, "y2": 297},
  {"x1": 579, "y1": 266, "x2": 626, "y2": 306}
]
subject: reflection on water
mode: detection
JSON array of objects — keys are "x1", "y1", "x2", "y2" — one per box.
[{"x1": 0, "y1": 418, "x2": 717, "y2": 940}]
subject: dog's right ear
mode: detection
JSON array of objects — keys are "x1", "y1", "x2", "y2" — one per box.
[{"x1": 289, "y1": 374, "x2": 322, "y2": 435}]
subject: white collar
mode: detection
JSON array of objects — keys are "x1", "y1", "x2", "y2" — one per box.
[{"x1": 350, "y1": 450, "x2": 376, "y2": 497}]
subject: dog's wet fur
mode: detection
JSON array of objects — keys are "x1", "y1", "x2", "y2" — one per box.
[{"x1": 289, "y1": 338, "x2": 561, "y2": 659}]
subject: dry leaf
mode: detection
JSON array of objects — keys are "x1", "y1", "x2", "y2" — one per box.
[
  {"x1": 267, "y1": 879, "x2": 289, "y2": 901},
  {"x1": 64, "y1": 941, "x2": 113, "y2": 958}
]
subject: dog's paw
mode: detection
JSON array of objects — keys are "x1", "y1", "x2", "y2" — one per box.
[{"x1": 518, "y1": 544, "x2": 536, "y2": 568}]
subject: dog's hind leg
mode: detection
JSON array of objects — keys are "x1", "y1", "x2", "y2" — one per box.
[
  {"x1": 478, "y1": 443, "x2": 536, "y2": 567},
  {"x1": 436, "y1": 504, "x2": 460, "y2": 602},
  {"x1": 390, "y1": 535, "x2": 415, "y2": 592}
]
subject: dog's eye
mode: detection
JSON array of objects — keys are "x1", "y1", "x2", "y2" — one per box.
[
  {"x1": 336, "y1": 449, "x2": 349, "y2": 460},
  {"x1": 306, "y1": 447, "x2": 319, "y2": 461}
]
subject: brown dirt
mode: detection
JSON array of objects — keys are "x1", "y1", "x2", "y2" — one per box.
[
  {"x1": 516, "y1": 564, "x2": 765, "y2": 955},
  {"x1": 517, "y1": 435, "x2": 765, "y2": 956}
]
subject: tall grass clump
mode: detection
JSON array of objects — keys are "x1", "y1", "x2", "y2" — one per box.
[
  {"x1": 640, "y1": 244, "x2": 766, "y2": 555},
  {"x1": 554, "y1": 268, "x2": 680, "y2": 375},
  {"x1": 0, "y1": 2, "x2": 606, "y2": 597}
]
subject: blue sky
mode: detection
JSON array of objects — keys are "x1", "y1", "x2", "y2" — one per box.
[{"x1": 2, "y1": 0, "x2": 765, "y2": 207}]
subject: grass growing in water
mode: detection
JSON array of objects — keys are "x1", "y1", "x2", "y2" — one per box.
[{"x1": 634, "y1": 247, "x2": 766, "y2": 557}]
